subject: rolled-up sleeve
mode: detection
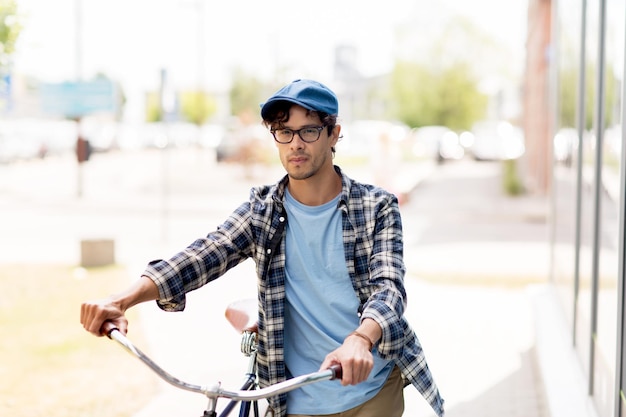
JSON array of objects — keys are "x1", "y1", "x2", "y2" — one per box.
[{"x1": 142, "y1": 203, "x2": 255, "y2": 312}]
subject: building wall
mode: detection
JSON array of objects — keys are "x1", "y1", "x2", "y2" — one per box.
[
  {"x1": 523, "y1": 0, "x2": 553, "y2": 195},
  {"x1": 543, "y1": 0, "x2": 626, "y2": 416}
]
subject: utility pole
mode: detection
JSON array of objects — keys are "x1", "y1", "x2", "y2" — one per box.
[
  {"x1": 197, "y1": 0, "x2": 205, "y2": 126},
  {"x1": 75, "y1": 0, "x2": 85, "y2": 198}
]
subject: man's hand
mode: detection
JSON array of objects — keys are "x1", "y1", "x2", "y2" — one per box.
[
  {"x1": 80, "y1": 298, "x2": 128, "y2": 336},
  {"x1": 320, "y1": 333, "x2": 374, "y2": 386},
  {"x1": 319, "y1": 318, "x2": 382, "y2": 386},
  {"x1": 80, "y1": 275, "x2": 159, "y2": 337}
]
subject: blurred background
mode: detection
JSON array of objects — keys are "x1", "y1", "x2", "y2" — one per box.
[
  {"x1": 0, "y1": 1, "x2": 625, "y2": 417},
  {"x1": 1, "y1": 0, "x2": 528, "y2": 162}
]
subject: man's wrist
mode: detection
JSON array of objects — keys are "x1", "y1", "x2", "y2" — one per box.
[{"x1": 347, "y1": 330, "x2": 374, "y2": 351}]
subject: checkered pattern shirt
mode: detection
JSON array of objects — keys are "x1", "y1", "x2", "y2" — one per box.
[{"x1": 143, "y1": 166, "x2": 444, "y2": 417}]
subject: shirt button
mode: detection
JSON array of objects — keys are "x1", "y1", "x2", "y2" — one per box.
[
  {"x1": 279, "y1": 216, "x2": 285, "y2": 222},
  {"x1": 267, "y1": 249, "x2": 272, "y2": 254}
]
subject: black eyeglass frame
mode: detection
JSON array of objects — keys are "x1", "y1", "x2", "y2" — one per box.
[{"x1": 270, "y1": 125, "x2": 327, "y2": 144}]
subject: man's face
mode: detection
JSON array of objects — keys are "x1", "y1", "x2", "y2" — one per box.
[{"x1": 274, "y1": 105, "x2": 339, "y2": 181}]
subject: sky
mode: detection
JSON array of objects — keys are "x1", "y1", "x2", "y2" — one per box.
[{"x1": 11, "y1": 0, "x2": 529, "y2": 121}]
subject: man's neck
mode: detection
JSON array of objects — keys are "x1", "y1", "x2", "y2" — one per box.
[{"x1": 287, "y1": 167, "x2": 342, "y2": 206}]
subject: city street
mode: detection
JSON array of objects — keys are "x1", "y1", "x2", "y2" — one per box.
[{"x1": 0, "y1": 149, "x2": 550, "y2": 416}]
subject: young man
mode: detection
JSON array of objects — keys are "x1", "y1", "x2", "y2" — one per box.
[{"x1": 81, "y1": 79, "x2": 444, "y2": 417}]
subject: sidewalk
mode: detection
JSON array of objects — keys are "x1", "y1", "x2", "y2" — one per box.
[
  {"x1": 398, "y1": 159, "x2": 597, "y2": 417},
  {"x1": 398, "y1": 160, "x2": 551, "y2": 417}
]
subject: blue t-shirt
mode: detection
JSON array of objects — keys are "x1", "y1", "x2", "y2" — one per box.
[{"x1": 283, "y1": 189, "x2": 393, "y2": 415}]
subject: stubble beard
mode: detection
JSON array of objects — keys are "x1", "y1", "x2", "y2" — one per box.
[{"x1": 285, "y1": 151, "x2": 327, "y2": 181}]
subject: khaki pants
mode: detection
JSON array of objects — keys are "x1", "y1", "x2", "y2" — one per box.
[{"x1": 287, "y1": 366, "x2": 405, "y2": 417}]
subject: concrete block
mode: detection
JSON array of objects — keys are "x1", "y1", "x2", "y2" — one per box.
[{"x1": 80, "y1": 239, "x2": 115, "y2": 267}]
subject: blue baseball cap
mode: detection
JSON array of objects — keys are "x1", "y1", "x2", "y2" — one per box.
[{"x1": 260, "y1": 79, "x2": 339, "y2": 120}]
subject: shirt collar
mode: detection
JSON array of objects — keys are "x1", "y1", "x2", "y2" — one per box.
[{"x1": 271, "y1": 165, "x2": 353, "y2": 211}]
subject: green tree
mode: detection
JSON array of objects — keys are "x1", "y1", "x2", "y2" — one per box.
[
  {"x1": 557, "y1": 64, "x2": 618, "y2": 130},
  {"x1": 390, "y1": 60, "x2": 487, "y2": 130},
  {"x1": 390, "y1": 14, "x2": 514, "y2": 130},
  {"x1": 390, "y1": 61, "x2": 436, "y2": 127},
  {"x1": 557, "y1": 67, "x2": 578, "y2": 128},
  {"x1": 0, "y1": 0, "x2": 21, "y2": 68},
  {"x1": 436, "y1": 64, "x2": 488, "y2": 130},
  {"x1": 230, "y1": 69, "x2": 263, "y2": 122},
  {"x1": 145, "y1": 91, "x2": 162, "y2": 122},
  {"x1": 144, "y1": 89, "x2": 216, "y2": 124},
  {"x1": 180, "y1": 90, "x2": 217, "y2": 125}
]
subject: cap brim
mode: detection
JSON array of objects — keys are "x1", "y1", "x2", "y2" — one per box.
[{"x1": 261, "y1": 97, "x2": 317, "y2": 120}]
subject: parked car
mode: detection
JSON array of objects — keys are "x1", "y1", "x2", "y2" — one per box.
[
  {"x1": 553, "y1": 127, "x2": 578, "y2": 166},
  {"x1": 215, "y1": 121, "x2": 270, "y2": 163},
  {"x1": 198, "y1": 124, "x2": 225, "y2": 149},
  {"x1": 0, "y1": 118, "x2": 76, "y2": 163},
  {"x1": 410, "y1": 125, "x2": 464, "y2": 163},
  {"x1": 336, "y1": 120, "x2": 410, "y2": 159},
  {"x1": 470, "y1": 120, "x2": 525, "y2": 161}
]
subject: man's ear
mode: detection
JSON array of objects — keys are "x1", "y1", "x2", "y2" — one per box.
[{"x1": 330, "y1": 124, "x2": 341, "y2": 147}]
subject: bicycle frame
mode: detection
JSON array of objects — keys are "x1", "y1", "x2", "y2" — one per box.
[{"x1": 105, "y1": 326, "x2": 341, "y2": 417}]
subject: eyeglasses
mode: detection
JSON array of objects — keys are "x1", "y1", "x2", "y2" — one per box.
[{"x1": 270, "y1": 125, "x2": 326, "y2": 144}]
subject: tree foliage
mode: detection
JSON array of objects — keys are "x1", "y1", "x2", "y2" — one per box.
[
  {"x1": 390, "y1": 61, "x2": 487, "y2": 130},
  {"x1": 557, "y1": 67, "x2": 578, "y2": 128},
  {"x1": 145, "y1": 92, "x2": 162, "y2": 122},
  {"x1": 229, "y1": 69, "x2": 264, "y2": 122},
  {"x1": 145, "y1": 90, "x2": 216, "y2": 124},
  {"x1": 180, "y1": 91, "x2": 217, "y2": 125},
  {"x1": 559, "y1": 64, "x2": 620, "y2": 131},
  {"x1": 389, "y1": 15, "x2": 512, "y2": 131},
  {"x1": 0, "y1": 0, "x2": 21, "y2": 68}
]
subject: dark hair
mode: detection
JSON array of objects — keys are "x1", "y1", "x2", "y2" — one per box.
[{"x1": 262, "y1": 101, "x2": 337, "y2": 136}]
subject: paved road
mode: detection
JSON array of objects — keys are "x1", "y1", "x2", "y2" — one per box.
[{"x1": 0, "y1": 150, "x2": 551, "y2": 416}]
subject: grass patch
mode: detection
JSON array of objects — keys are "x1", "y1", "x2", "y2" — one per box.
[
  {"x1": 502, "y1": 159, "x2": 525, "y2": 196},
  {"x1": 0, "y1": 264, "x2": 157, "y2": 417}
]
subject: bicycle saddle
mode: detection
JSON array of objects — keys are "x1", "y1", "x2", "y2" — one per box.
[{"x1": 225, "y1": 298, "x2": 259, "y2": 333}]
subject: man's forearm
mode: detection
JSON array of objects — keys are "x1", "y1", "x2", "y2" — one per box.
[{"x1": 113, "y1": 275, "x2": 160, "y2": 312}]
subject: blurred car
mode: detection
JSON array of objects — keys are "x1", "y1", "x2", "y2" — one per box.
[
  {"x1": 0, "y1": 118, "x2": 77, "y2": 163},
  {"x1": 553, "y1": 127, "x2": 578, "y2": 166},
  {"x1": 336, "y1": 120, "x2": 410, "y2": 159},
  {"x1": 215, "y1": 121, "x2": 270, "y2": 163},
  {"x1": 80, "y1": 118, "x2": 118, "y2": 152},
  {"x1": 199, "y1": 124, "x2": 225, "y2": 149},
  {"x1": 604, "y1": 125, "x2": 622, "y2": 162},
  {"x1": 470, "y1": 120, "x2": 525, "y2": 161},
  {"x1": 410, "y1": 125, "x2": 464, "y2": 163}
]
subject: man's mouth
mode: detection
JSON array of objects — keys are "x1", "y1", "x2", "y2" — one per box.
[{"x1": 289, "y1": 155, "x2": 307, "y2": 163}]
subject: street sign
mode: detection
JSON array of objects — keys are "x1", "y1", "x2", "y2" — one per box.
[{"x1": 40, "y1": 79, "x2": 118, "y2": 118}]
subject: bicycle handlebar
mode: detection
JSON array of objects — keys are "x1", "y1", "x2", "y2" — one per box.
[{"x1": 104, "y1": 324, "x2": 342, "y2": 401}]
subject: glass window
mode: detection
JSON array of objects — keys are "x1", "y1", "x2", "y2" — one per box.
[
  {"x1": 552, "y1": 0, "x2": 584, "y2": 334},
  {"x1": 592, "y1": 0, "x2": 624, "y2": 415},
  {"x1": 576, "y1": 0, "x2": 601, "y2": 380}
]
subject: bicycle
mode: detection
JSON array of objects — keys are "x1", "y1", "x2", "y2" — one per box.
[{"x1": 102, "y1": 298, "x2": 342, "y2": 417}]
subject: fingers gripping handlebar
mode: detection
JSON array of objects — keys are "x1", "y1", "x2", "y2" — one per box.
[
  {"x1": 101, "y1": 320, "x2": 118, "y2": 337},
  {"x1": 328, "y1": 363, "x2": 342, "y2": 380}
]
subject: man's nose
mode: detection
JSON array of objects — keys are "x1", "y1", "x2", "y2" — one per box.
[{"x1": 290, "y1": 132, "x2": 306, "y2": 148}]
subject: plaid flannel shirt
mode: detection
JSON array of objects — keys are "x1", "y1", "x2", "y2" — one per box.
[{"x1": 143, "y1": 166, "x2": 444, "y2": 417}]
